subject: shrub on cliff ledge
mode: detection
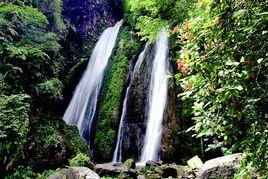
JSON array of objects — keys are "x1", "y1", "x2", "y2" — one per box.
[{"x1": 69, "y1": 153, "x2": 93, "y2": 168}]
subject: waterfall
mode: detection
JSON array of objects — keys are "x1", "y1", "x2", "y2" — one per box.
[
  {"x1": 63, "y1": 20, "x2": 123, "y2": 143},
  {"x1": 112, "y1": 42, "x2": 150, "y2": 162},
  {"x1": 139, "y1": 30, "x2": 169, "y2": 164}
]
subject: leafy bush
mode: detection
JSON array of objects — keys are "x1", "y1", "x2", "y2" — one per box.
[
  {"x1": 6, "y1": 166, "x2": 36, "y2": 179},
  {"x1": 127, "y1": 0, "x2": 196, "y2": 41},
  {"x1": 35, "y1": 78, "x2": 63, "y2": 105},
  {"x1": 69, "y1": 153, "x2": 93, "y2": 167},
  {"x1": 174, "y1": 0, "x2": 267, "y2": 175},
  {"x1": 0, "y1": 94, "x2": 30, "y2": 174}
]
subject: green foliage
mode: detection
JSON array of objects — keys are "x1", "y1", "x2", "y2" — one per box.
[
  {"x1": 31, "y1": 0, "x2": 66, "y2": 32},
  {"x1": 69, "y1": 153, "x2": 93, "y2": 167},
  {"x1": 174, "y1": 0, "x2": 267, "y2": 175},
  {"x1": 135, "y1": 16, "x2": 168, "y2": 41},
  {"x1": 0, "y1": 2, "x2": 81, "y2": 177},
  {"x1": 127, "y1": 0, "x2": 196, "y2": 41},
  {"x1": 94, "y1": 27, "x2": 141, "y2": 161},
  {"x1": 0, "y1": 4, "x2": 48, "y2": 27},
  {"x1": 37, "y1": 170, "x2": 56, "y2": 179},
  {"x1": 62, "y1": 125, "x2": 89, "y2": 156},
  {"x1": 0, "y1": 94, "x2": 30, "y2": 173},
  {"x1": 0, "y1": 4, "x2": 61, "y2": 95},
  {"x1": 6, "y1": 166, "x2": 36, "y2": 179},
  {"x1": 35, "y1": 78, "x2": 63, "y2": 105}
]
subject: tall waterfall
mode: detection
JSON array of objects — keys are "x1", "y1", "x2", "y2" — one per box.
[
  {"x1": 63, "y1": 20, "x2": 123, "y2": 142},
  {"x1": 139, "y1": 30, "x2": 169, "y2": 163},
  {"x1": 112, "y1": 42, "x2": 150, "y2": 162}
]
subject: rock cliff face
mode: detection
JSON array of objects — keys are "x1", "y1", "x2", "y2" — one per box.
[
  {"x1": 160, "y1": 65, "x2": 180, "y2": 162},
  {"x1": 119, "y1": 44, "x2": 155, "y2": 161},
  {"x1": 113, "y1": 43, "x2": 181, "y2": 162},
  {"x1": 62, "y1": 0, "x2": 124, "y2": 120},
  {"x1": 63, "y1": 0, "x2": 123, "y2": 37},
  {"x1": 62, "y1": 0, "x2": 181, "y2": 162},
  {"x1": 92, "y1": 28, "x2": 141, "y2": 162}
]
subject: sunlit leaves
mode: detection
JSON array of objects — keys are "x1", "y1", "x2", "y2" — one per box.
[{"x1": 175, "y1": 0, "x2": 267, "y2": 174}]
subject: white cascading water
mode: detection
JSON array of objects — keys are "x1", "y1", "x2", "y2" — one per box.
[
  {"x1": 63, "y1": 20, "x2": 123, "y2": 142},
  {"x1": 139, "y1": 30, "x2": 169, "y2": 164},
  {"x1": 112, "y1": 42, "x2": 150, "y2": 162}
]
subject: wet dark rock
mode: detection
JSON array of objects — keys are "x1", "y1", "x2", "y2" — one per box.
[
  {"x1": 91, "y1": 154, "x2": 242, "y2": 178},
  {"x1": 160, "y1": 63, "x2": 180, "y2": 163},
  {"x1": 94, "y1": 163, "x2": 136, "y2": 177},
  {"x1": 119, "y1": 43, "x2": 155, "y2": 161},
  {"x1": 161, "y1": 164, "x2": 191, "y2": 178},
  {"x1": 162, "y1": 166, "x2": 177, "y2": 178},
  {"x1": 63, "y1": 0, "x2": 123, "y2": 37}
]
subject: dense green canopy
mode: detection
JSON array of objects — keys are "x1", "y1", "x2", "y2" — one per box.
[{"x1": 0, "y1": 0, "x2": 267, "y2": 178}]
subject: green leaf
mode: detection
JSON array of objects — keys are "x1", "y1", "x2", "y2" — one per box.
[
  {"x1": 235, "y1": 85, "x2": 243, "y2": 91},
  {"x1": 257, "y1": 58, "x2": 263, "y2": 64},
  {"x1": 228, "y1": 107, "x2": 235, "y2": 116}
]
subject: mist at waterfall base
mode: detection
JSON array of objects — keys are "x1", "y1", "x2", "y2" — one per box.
[
  {"x1": 63, "y1": 20, "x2": 123, "y2": 144},
  {"x1": 112, "y1": 41, "x2": 150, "y2": 162}
]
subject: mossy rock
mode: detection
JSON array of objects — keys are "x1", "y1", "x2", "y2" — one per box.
[
  {"x1": 93, "y1": 26, "x2": 141, "y2": 162},
  {"x1": 123, "y1": 159, "x2": 136, "y2": 169}
]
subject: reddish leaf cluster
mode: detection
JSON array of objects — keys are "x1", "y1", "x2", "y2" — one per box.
[
  {"x1": 214, "y1": 17, "x2": 220, "y2": 25},
  {"x1": 201, "y1": 55, "x2": 206, "y2": 62},
  {"x1": 177, "y1": 60, "x2": 189, "y2": 77},
  {"x1": 244, "y1": 60, "x2": 253, "y2": 66},
  {"x1": 172, "y1": 26, "x2": 179, "y2": 35}
]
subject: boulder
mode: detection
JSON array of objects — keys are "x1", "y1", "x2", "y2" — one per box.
[
  {"x1": 196, "y1": 153, "x2": 243, "y2": 179},
  {"x1": 162, "y1": 166, "x2": 177, "y2": 178},
  {"x1": 161, "y1": 164, "x2": 191, "y2": 178},
  {"x1": 94, "y1": 163, "x2": 136, "y2": 177},
  {"x1": 154, "y1": 166, "x2": 164, "y2": 175},
  {"x1": 187, "y1": 155, "x2": 203, "y2": 169},
  {"x1": 124, "y1": 158, "x2": 136, "y2": 169},
  {"x1": 137, "y1": 175, "x2": 146, "y2": 179},
  {"x1": 146, "y1": 160, "x2": 158, "y2": 167},
  {"x1": 48, "y1": 167, "x2": 100, "y2": 179}
]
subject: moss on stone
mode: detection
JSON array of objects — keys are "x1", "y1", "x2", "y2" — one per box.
[{"x1": 94, "y1": 26, "x2": 141, "y2": 161}]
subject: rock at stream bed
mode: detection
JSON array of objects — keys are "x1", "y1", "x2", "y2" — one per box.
[
  {"x1": 161, "y1": 164, "x2": 191, "y2": 178},
  {"x1": 124, "y1": 158, "x2": 136, "y2": 169},
  {"x1": 48, "y1": 167, "x2": 100, "y2": 179},
  {"x1": 196, "y1": 153, "x2": 243, "y2": 179},
  {"x1": 94, "y1": 163, "x2": 136, "y2": 177},
  {"x1": 187, "y1": 155, "x2": 203, "y2": 169},
  {"x1": 146, "y1": 160, "x2": 158, "y2": 167}
]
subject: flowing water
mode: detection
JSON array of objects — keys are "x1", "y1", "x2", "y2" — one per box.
[
  {"x1": 139, "y1": 30, "x2": 169, "y2": 164},
  {"x1": 63, "y1": 20, "x2": 123, "y2": 143},
  {"x1": 112, "y1": 42, "x2": 150, "y2": 162}
]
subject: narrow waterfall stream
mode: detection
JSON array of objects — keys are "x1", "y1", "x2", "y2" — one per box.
[
  {"x1": 139, "y1": 30, "x2": 169, "y2": 164},
  {"x1": 112, "y1": 42, "x2": 150, "y2": 162},
  {"x1": 63, "y1": 20, "x2": 123, "y2": 143}
]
